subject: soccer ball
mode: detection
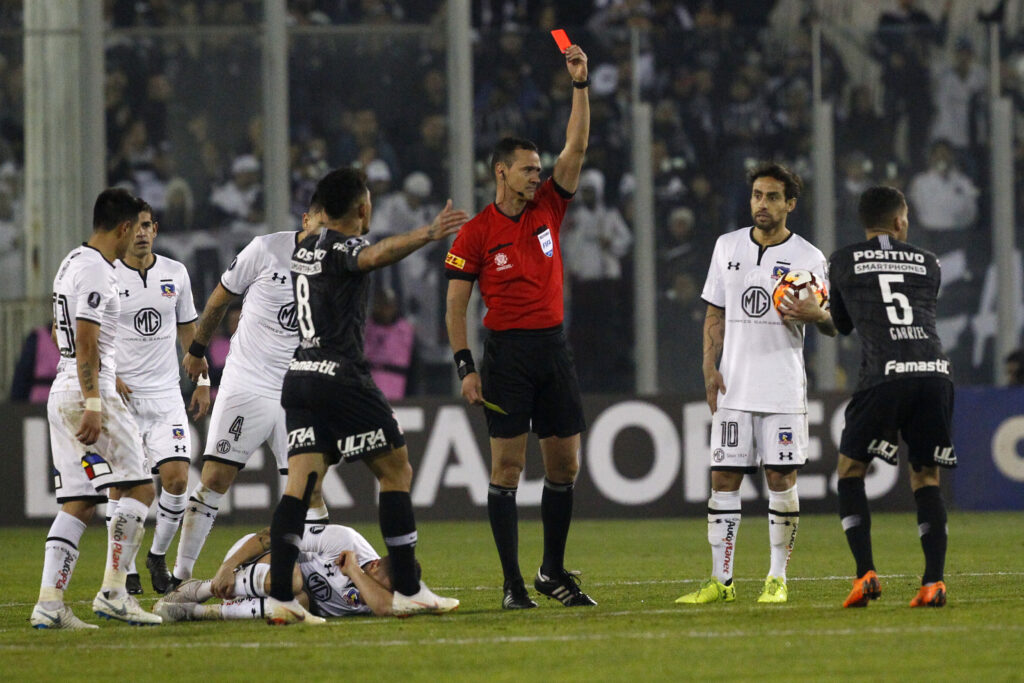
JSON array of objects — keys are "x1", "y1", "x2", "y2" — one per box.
[{"x1": 772, "y1": 269, "x2": 827, "y2": 314}]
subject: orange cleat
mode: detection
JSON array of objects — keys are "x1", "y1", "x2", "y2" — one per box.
[
  {"x1": 909, "y1": 581, "x2": 946, "y2": 607},
  {"x1": 842, "y1": 570, "x2": 882, "y2": 608}
]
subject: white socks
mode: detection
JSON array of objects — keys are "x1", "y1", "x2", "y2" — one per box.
[
  {"x1": 708, "y1": 489, "x2": 741, "y2": 584},
  {"x1": 173, "y1": 485, "x2": 223, "y2": 581},
  {"x1": 151, "y1": 490, "x2": 188, "y2": 556},
  {"x1": 768, "y1": 485, "x2": 800, "y2": 581},
  {"x1": 101, "y1": 496, "x2": 148, "y2": 597},
  {"x1": 38, "y1": 511, "x2": 87, "y2": 606},
  {"x1": 106, "y1": 499, "x2": 138, "y2": 574}
]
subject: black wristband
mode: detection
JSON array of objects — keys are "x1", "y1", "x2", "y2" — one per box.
[
  {"x1": 454, "y1": 349, "x2": 476, "y2": 379},
  {"x1": 572, "y1": 78, "x2": 591, "y2": 89},
  {"x1": 188, "y1": 340, "x2": 208, "y2": 358}
]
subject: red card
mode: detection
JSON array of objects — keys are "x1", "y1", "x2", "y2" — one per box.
[{"x1": 551, "y1": 29, "x2": 572, "y2": 52}]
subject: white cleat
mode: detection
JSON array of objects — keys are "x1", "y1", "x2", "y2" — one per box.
[
  {"x1": 153, "y1": 599, "x2": 197, "y2": 622},
  {"x1": 30, "y1": 603, "x2": 99, "y2": 630},
  {"x1": 391, "y1": 581, "x2": 460, "y2": 617},
  {"x1": 161, "y1": 579, "x2": 207, "y2": 604},
  {"x1": 93, "y1": 591, "x2": 163, "y2": 626},
  {"x1": 264, "y1": 597, "x2": 326, "y2": 626}
]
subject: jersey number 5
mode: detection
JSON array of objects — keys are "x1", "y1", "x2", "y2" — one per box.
[
  {"x1": 878, "y1": 274, "x2": 913, "y2": 325},
  {"x1": 295, "y1": 274, "x2": 316, "y2": 339}
]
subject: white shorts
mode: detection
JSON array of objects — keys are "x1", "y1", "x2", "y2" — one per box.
[
  {"x1": 204, "y1": 383, "x2": 288, "y2": 473},
  {"x1": 126, "y1": 395, "x2": 192, "y2": 473},
  {"x1": 48, "y1": 390, "x2": 149, "y2": 503},
  {"x1": 709, "y1": 408, "x2": 808, "y2": 472}
]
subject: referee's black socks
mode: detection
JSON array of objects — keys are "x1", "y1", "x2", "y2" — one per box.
[
  {"x1": 914, "y1": 485, "x2": 947, "y2": 584},
  {"x1": 269, "y1": 494, "x2": 306, "y2": 602},
  {"x1": 379, "y1": 491, "x2": 420, "y2": 596},
  {"x1": 837, "y1": 477, "x2": 875, "y2": 578},
  {"x1": 541, "y1": 478, "x2": 574, "y2": 577},
  {"x1": 488, "y1": 484, "x2": 522, "y2": 586}
]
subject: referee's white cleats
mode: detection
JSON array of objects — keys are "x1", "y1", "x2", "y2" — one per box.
[{"x1": 391, "y1": 581, "x2": 460, "y2": 617}]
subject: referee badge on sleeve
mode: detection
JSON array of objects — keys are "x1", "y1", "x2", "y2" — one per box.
[
  {"x1": 446, "y1": 252, "x2": 466, "y2": 269},
  {"x1": 536, "y1": 227, "x2": 554, "y2": 257}
]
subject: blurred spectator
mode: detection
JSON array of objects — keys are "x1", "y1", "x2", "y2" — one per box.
[
  {"x1": 209, "y1": 154, "x2": 264, "y2": 228},
  {"x1": 930, "y1": 36, "x2": 987, "y2": 176},
  {"x1": 365, "y1": 286, "x2": 415, "y2": 400},
  {"x1": 365, "y1": 158, "x2": 394, "y2": 199},
  {"x1": 404, "y1": 114, "x2": 449, "y2": 194},
  {"x1": 1006, "y1": 349, "x2": 1024, "y2": 385},
  {"x1": 0, "y1": 178, "x2": 24, "y2": 299},
  {"x1": 907, "y1": 139, "x2": 979, "y2": 245},
  {"x1": 564, "y1": 168, "x2": 634, "y2": 392},
  {"x1": 836, "y1": 85, "x2": 889, "y2": 168},
  {"x1": 837, "y1": 151, "x2": 873, "y2": 246},
  {"x1": 331, "y1": 108, "x2": 401, "y2": 177},
  {"x1": 10, "y1": 322, "x2": 59, "y2": 403}
]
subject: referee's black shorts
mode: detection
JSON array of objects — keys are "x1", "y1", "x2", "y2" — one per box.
[
  {"x1": 839, "y1": 376, "x2": 956, "y2": 469},
  {"x1": 281, "y1": 372, "x2": 405, "y2": 465},
  {"x1": 480, "y1": 325, "x2": 586, "y2": 439}
]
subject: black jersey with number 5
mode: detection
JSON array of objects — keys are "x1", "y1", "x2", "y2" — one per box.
[
  {"x1": 828, "y1": 234, "x2": 952, "y2": 392},
  {"x1": 287, "y1": 230, "x2": 372, "y2": 384}
]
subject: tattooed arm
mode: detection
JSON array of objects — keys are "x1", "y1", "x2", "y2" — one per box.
[
  {"x1": 702, "y1": 305, "x2": 727, "y2": 414},
  {"x1": 75, "y1": 319, "x2": 102, "y2": 444},
  {"x1": 210, "y1": 527, "x2": 272, "y2": 599},
  {"x1": 182, "y1": 284, "x2": 235, "y2": 382}
]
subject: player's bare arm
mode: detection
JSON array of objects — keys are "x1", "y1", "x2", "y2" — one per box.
[
  {"x1": 445, "y1": 278, "x2": 484, "y2": 406},
  {"x1": 115, "y1": 376, "x2": 133, "y2": 405},
  {"x1": 702, "y1": 304, "x2": 727, "y2": 414},
  {"x1": 337, "y1": 551, "x2": 394, "y2": 616},
  {"x1": 552, "y1": 44, "x2": 590, "y2": 194},
  {"x1": 178, "y1": 321, "x2": 211, "y2": 417},
  {"x1": 357, "y1": 200, "x2": 468, "y2": 271},
  {"x1": 183, "y1": 283, "x2": 235, "y2": 381},
  {"x1": 777, "y1": 292, "x2": 838, "y2": 336},
  {"x1": 210, "y1": 527, "x2": 272, "y2": 599},
  {"x1": 74, "y1": 319, "x2": 102, "y2": 445}
]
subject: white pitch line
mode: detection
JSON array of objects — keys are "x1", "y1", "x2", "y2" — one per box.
[{"x1": 1, "y1": 623, "x2": 1021, "y2": 650}]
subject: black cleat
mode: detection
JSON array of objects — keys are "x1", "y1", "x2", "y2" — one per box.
[
  {"x1": 166, "y1": 575, "x2": 183, "y2": 593},
  {"x1": 146, "y1": 552, "x2": 173, "y2": 594},
  {"x1": 126, "y1": 572, "x2": 143, "y2": 595},
  {"x1": 534, "y1": 568, "x2": 597, "y2": 607},
  {"x1": 502, "y1": 580, "x2": 538, "y2": 610}
]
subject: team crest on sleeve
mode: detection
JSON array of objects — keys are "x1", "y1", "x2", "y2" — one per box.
[
  {"x1": 160, "y1": 283, "x2": 176, "y2": 297},
  {"x1": 445, "y1": 252, "x2": 465, "y2": 269},
  {"x1": 778, "y1": 429, "x2": 793, "y2": 446},
  {"x1": 87, "y1": 292, "x2": 101, "y2": 308},
  {"x1": 81, "y1": 452, "x2": 112, "y2": 480}
]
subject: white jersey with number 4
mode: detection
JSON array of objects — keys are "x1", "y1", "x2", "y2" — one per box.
[
  {"x1": 219, "y1": 231, "x2": 303, "y2": 398},
  {"x1": 114, "y1": 255, "x2": 198, "y2": 398},
  {"x1": 701, "y1": 227, "x2": 828, "y2": 414},
  {"x1": 51, "y1": 244, "x2": 121, "y2": 394}
]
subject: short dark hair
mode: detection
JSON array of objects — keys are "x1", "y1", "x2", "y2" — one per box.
[
  {"x1": 93, "y1": 188, "x2": 144, "y2": 232},
  {"x1": 489, "y1": 137, "x2": 539, "y2": 177},
  {"x1": 747, "y1": 162, "x2": 802, "y2": 200},
  {"x1": 858, "y1": 185, "x2": 906, "y2": 231},
  {"x1": 138, "y1": 200, "x2": 153, "y2": 218},
  {"x1": 313, "y1": 167, "x2": 368, "y2": 220}
]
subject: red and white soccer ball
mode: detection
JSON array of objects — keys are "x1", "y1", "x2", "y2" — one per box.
[{"x1": 772, "y1": 269, "x2": 828, "y2": 314}]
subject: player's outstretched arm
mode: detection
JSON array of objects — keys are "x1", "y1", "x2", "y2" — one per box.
[
  {"x1": 446, "y1": 278, "x2": 483, "y2": 406},
  {"x1": 338, "y1": 550, "x2": 394, "y2": 616},
  {"x1": 552, "y1": 44, "x2": 590, "y2": 194},
  {"x1": 74, "y1": 319, "x2": 102, "y2": 445},
  {"x1": 183, "y1": 283, "x2": 236, "y2": 381},
  {"x1": 357, "y1": 199, "x2": 468, "y2": 271},
  {"x1": 702, "y1": 304, "x2": 727, "y2": 415}
]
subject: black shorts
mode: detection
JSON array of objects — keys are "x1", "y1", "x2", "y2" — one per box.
[
  {"x1": 480, "y1": 325, "x2": 586, "y2": 439},
  {"x1": 281, "y1": 373, "x2": 405, "y2": 465},
  {"x1": 839, "y1": 376, "x2": 956, "y2": 469}
]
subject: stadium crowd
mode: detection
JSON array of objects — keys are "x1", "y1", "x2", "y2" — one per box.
[{"x1": 2, "y1": 0, "x2": 1023, "y2": 393}]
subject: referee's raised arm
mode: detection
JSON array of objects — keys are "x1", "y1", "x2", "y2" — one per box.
[{"x1": 552, "y1": 44, "x2": 589, "y2": 194}]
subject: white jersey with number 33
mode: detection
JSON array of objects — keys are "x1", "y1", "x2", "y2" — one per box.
[
  {"x1": 701, "y1": 227, "x2": 828, "y2": 414},
  {"x1": 219, "y1": 231, "x2": 303, "y2": 398}
]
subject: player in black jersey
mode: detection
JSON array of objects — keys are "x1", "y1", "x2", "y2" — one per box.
[
  {"x1": 829, "y1": 186, "x2": 955, "y2": 609},
  {"x1": 264, "y1": 167, "x2": 469, "y2": 623}
]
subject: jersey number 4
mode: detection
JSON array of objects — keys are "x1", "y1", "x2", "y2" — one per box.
[
  {"x1": 878, "y1": 274, "x2": 913, "y2": 325},
  {"x1": 295, "y1": 274, "x2": 316, "y2": 339}
]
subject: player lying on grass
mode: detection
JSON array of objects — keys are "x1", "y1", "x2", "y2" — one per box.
[{"x1": 154, "y1": 524, "x2": 420, "y2": 623}]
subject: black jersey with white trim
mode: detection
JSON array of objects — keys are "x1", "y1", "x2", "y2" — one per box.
[
  {"x1": 828, "y1": 234, "x2": 951, "y2": 392},
  {"x1": 288, "y1": 229, "x2": 372, "y2": 383}
]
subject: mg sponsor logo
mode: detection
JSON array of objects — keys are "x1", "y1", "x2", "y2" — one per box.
[
  {"x1": 133, "y1": 307, "x2": 162, "y2": 336},
  {"x1": 278, "y1": 302, "x2": 299, "y2": 332},
  {"x1": 741, "y1": 286, "x2": 771, "y2": 318}
]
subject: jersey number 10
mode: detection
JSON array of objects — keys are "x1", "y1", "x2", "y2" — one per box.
[{"x1": 878, "y1": 274, "x2": 913, "y2": 326}]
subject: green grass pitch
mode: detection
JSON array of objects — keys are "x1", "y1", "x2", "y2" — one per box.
[{"x1": 1, "y1": 512, "x2": 1022, "y2": 681}]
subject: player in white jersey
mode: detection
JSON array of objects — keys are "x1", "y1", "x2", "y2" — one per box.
[
  {"x1": 30, "y1": 189, "x2": 162, "y2": 629},
  {"x1": 675, "y1": 163, "x2": 837, "y2": 606},
  {"x1": 169, "y1": 205, "x2": 324, "y2": 589},
  {"x1": 111, "y1": 202, "x2": 210, "y2": 594},
  {"x1": 153, "y1": 524, "x2": 406, "y2": 622}
]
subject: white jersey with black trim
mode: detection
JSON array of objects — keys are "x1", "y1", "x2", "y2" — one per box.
[
  {"x1": 701, "y1": 227, "x2": 828, "y2": 414},
  {"x1": 219, "y1": 231, "x2": 302, "y2": 399},
  {"x1": 50, "y1": 244, "x2": 121, "y2": 394},
  {"x1": 114, "y1": 255, "x2": 198, "y2": 398},
  {"x1": 297, "y1": 524, "x2": 380, "y2": 617}
]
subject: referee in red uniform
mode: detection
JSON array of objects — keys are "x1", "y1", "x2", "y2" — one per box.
[{"x1": 445, "y1": 43, "x2": 596, "y2": 609}]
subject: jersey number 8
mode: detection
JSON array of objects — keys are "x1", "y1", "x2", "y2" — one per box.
[{"x1": 295, "y1": 274, "x2": 316, "y2": 339}]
